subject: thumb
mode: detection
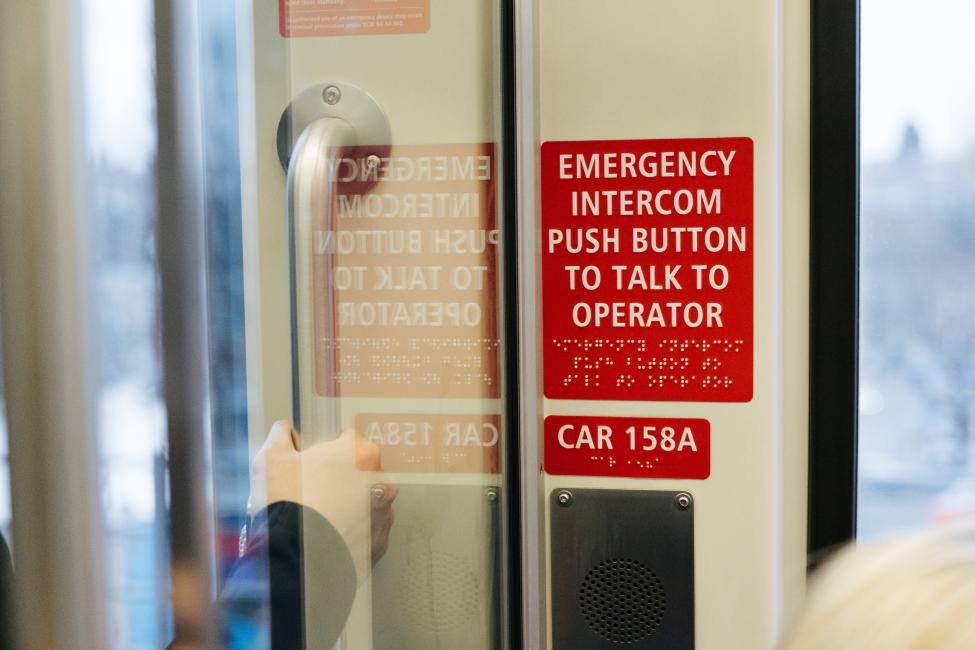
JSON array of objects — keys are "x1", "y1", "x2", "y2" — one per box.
[
  {"x1": 352, "y1": 430, "x2": 383, "y2": 472},
  {"x1": 263, "y1": 419, "x2": 298, "y2": 453}
]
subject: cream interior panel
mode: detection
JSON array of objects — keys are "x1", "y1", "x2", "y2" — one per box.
[{"x1": 537, "y1": 1, "x2": 809, "y2": 648}]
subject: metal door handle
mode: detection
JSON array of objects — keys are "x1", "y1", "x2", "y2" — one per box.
[
  {"x1": 288, "y1": 117, "x2": 355, "y2": 437},
  {"x1": 278, "y1": 83, "x2": 390, "y2": 441}
]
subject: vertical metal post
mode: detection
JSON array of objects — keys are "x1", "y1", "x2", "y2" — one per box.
[
  {"x1": 0, "y1": 1, "x2": 108, "y2": 647},
  {"x1": 514, "y1": 0, "x2": 545, "y2": 647},
  {"x1": 500, "y1": 0, "x2": 526, "y2": 646},
  {"x1": 154, "y1": 0, "x2": 218, "y2": 646}
]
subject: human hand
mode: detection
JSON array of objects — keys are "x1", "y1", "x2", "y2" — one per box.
[{"x1": 250, "y1": 420, "x2": 398, "y2": 583}]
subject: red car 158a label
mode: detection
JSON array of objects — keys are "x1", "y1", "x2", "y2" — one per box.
[{"x1": 544, "y1": 415, "x2": 710, "y2": 479}]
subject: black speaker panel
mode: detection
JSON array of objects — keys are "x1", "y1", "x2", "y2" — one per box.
[{"x1": 550, "y1": 489, "x2": 694, "y2": 649}]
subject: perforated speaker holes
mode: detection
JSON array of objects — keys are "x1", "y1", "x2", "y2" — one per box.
[
  {"x1": 579, "y1": 558, "x2": 667, "y2": 644},
  {"x1": 396, "y1": 550, "x2": 478, "y2": 635}
]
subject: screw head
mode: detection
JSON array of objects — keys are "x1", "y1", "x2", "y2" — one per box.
[
  {"x1": 365, "y1": 154, "x2": 381, "y2": 171},
  {"x1": 371, "y1": 485, "x2": 387, "y2": 501},
  {"x1": 675, "y1": 492, "x2": 693, "y2": 510},
  {"x1": 556, "y1": 490, "x2": 573, "y2": 507},
  {"x1": 322, "y1": 85, "x2": 342, "y2": 105},
  {"x1": 486, "y1": 487, "x2": 499, "y2": 503}
]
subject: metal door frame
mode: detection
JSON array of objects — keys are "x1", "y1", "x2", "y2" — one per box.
[{"x1": 808, "y1": 0, "x2": 860, "y2": 563}]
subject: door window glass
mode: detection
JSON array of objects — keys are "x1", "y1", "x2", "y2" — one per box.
[
  {"x1": 201, "y1": 2, "x2": 513, "y2": 646},
  {"x1": 81, "y1": 1, "x2": 169, "y2": 646},
  {"x1": 858, "y1": 0, "x2": 975, "y2": 538}
]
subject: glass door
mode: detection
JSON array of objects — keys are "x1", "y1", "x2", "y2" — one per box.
[{"x1": 198, "y1": 1, "x2": 515, "y2": 647}]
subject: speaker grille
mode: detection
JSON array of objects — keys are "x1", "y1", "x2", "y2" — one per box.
[
  {"x1": 578, "y1": 558, "x2": 666, "y2": 644},
  {"x1": 396, "y1": 550, "x2": 479, "y2": 635}
]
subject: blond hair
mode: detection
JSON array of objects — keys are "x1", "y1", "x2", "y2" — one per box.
[{"x1": 781, "y1": 521, "x2": 975, "y2": 650}]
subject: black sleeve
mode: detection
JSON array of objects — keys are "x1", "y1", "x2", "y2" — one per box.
[
  {"x1": 1, "y1": 532, "x2": 12, "y2": 650},
  {"x1": 219, "y1": 501, "x2": 358, "y2": 649}
]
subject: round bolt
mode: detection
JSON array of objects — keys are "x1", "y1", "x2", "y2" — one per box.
[
  {"x1": 675, "y1": 492, "x2": 693, "y2": 510},
  {"x1": 365, "y1": 154, "x2": 381, "y2": 171},
  {"x1": 371, "y1": 485, "x2": 387, "y2": 501},
  {"x1": 486, "y1": 487, "x2": 499, "y2": 503},
  {"x1": 556, "y1": 490, "x2": 573, "y2": 507},
  {"x1": 322, "y1": 85, "x2": 342, "y2": 105}
]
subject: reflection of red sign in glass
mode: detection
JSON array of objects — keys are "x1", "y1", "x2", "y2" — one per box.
[
  {"x1": 356, "y1": 413, "x2": 500, "y2": 474},
  {"x1": 544, "y1": 415, "x2": 710, "y2": 480},
  {"x1": 541, "y1": 138, "x2": 753, "y2": 402},
  {"x1": 279, "y1": 0, "x2": 430, "y2": 38},
  {"x1": 313, "y1": 143, "x2": 499, "y2": 398}
]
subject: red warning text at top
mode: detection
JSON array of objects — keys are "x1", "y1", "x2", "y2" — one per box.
[
  {"x1": 279, "y1": 0, "x2": 430, "y2": 38},
  {"x1": 541, "y1": 138, "x2": 753, "y2": 402}
]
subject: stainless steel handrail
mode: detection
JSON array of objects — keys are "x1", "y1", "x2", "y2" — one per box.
[{"x1": 287, "y1": 117, "x2": 355, "y2": 442}]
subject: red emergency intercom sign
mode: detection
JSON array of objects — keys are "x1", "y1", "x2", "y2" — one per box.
[{"x1": 541, "y1": 138, "x2": 753, "y2": 402}]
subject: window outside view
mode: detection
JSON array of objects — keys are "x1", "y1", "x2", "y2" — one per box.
[
  {"x1": 80, "y1": 1, "x2": 246, "y2": 647},
  {"x1": 82, "y1": 1, "x2": 168, "y2": 647},
  {"x1": 858, "y1": 0, "x2": 975, "y2": 538}
]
